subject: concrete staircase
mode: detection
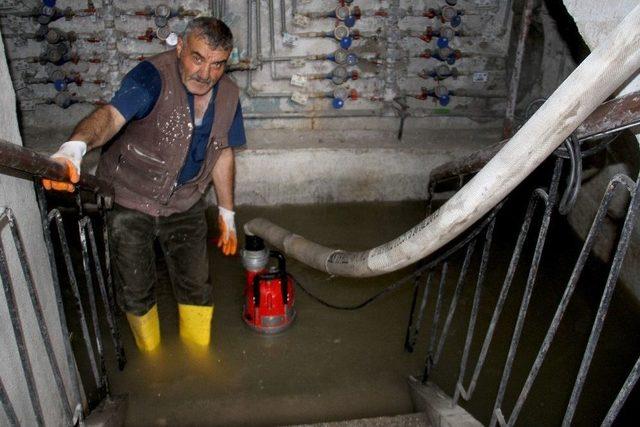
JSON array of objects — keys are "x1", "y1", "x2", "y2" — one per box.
[{"x1": 291, "y1": 377, "x2": 482, "y2": 427}]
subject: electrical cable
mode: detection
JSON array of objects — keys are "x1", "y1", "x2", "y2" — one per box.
[
  {"x1": 524, "y1": 97, "x2": 628, "y2": 215},
  {"x1": 293, "y1": 273, "x2": 412, "y2": 310},
  {"x1": 554, "y1": 132, "x2": 621, "y2": 159},
  {"x1": 288, "y1": 203, "x2": 503, "y2": 310},
  {"x1": 553, "y1": 125, "x2": 625, "y2": 215},
  {"x1": 557, "y1": 134, "x2": 582, "y2": 215}
]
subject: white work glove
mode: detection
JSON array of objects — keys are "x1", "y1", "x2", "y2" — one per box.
[
  {"x1": 217, "y1": 206, "x2": 237, "y2": 256},
  {"x1": 43, "y1": 140, "x2": 87, "y2": 192}
]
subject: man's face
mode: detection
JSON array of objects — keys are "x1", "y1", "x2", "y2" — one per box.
[{"x1": 176, "y1": 31, "x2": 230, "y2": 96}]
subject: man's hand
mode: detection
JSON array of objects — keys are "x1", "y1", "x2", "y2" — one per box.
[
  {"x1": 42, "y1": 140, "x2": 87, "y2": 192},
  {"x1": 217, "y1": 206, "x2": 237, "y2": 256}
]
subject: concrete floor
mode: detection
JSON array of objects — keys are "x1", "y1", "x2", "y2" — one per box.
[{"x1": 104, "y1": 202, "x2": 430, "y2": 426}]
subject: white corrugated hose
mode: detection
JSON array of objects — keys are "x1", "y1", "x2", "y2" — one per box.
[{"x1": 244, "y1": 4, "x2": 640, "y2": 278}]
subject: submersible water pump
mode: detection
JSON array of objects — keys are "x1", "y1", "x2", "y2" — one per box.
[{"x1": 241, "y1": 236, "x2": 296, "y2": 334}]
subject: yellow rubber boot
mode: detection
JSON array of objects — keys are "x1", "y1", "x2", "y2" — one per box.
[
  {"x1": 126, "y1": 305, "x2": 160, "y2": 352},
  {"x1": 178, "y1": 304, "x2": 214, "y2": 347}
]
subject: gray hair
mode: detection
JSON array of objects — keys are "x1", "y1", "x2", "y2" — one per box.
[{"x1": 182, "y1": 17, "x2": 233, "y2": 51}]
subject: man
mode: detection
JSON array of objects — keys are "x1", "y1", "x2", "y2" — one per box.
[{"x1": 43, "y1": 17, "x2": 245, "y2": 352}]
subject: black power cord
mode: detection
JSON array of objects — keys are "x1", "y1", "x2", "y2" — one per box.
[
  {"x1": 292, "y1": 273, "x2": 412, "y2": 311},
  {"x1": 557, "y1": 134, "x2": 583, "y2": 215}
]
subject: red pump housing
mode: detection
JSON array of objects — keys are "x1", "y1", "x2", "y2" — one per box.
[{"x1": 243, "y1": 250, "x2": 296, "y2": 334}]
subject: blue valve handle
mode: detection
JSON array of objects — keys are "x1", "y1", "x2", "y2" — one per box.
[
  {"x1": 332, "y1": 98, "x2": 345, "y2": 109},
  {"x1": 344, "y1": 15, "x2": 357, "y2": 28},
  {"x1": 54, "y1": 79, "x2": 67, "y2": 91},
  {"x1": 340, "y1": 36, "x2": 352, "y2": 49},
  {"x1": 437, "y1": 37, "x2": 449, "y2": 49}
]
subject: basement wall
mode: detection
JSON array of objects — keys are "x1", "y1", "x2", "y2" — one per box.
[
  {"x1": 0, "y1": 34, "x2": 78, "y2": 426},
  {"x1": 1, "y1": 0, "x2": 513, "y2": 205}
]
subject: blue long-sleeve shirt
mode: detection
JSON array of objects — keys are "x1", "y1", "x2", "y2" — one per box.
[{"x1": 110, "y1": 61, "x2": 246, "y2": 184}]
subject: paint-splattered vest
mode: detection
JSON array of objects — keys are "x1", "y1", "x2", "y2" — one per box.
[{"x1": 96, "y1": 49, "x2": 239, "y2": 216}]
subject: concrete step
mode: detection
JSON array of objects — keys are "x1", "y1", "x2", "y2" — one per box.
[{"x1": 290, "y1": 412, "x2": 431, "y2": 427}]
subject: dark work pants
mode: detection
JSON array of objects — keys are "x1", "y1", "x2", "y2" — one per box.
[{"x1": 107, "y1": 200, "x2": 211, "y2": 316}]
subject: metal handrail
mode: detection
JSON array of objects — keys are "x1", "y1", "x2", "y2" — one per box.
[
  {"x1": 0, "y1": 138, "x2": 124, "y2": 424},
  {"x1": 429, "y1": 91, "x2": 640, "y2": 189},
  {"x1": 0, "y1": 138, "x2": 114, "y2": 205},
  {"x1": 405, "y1": 144, "x2": 640, "y2": 425}
]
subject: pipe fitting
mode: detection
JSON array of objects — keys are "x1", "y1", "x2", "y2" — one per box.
[
  {"x1": 53, "y1": 91, "x2": 74, "y2": 108},
  {"x1": 46, "y1": 28, "x2": 77, "y2": 44},
  {"x1": 418, "y1": 64, "x2": 458, "y2": 81}
]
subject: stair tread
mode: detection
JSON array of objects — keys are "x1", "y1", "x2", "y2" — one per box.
[{"x1": 289, "y1": 412, "x2": 430, "y2": 427}]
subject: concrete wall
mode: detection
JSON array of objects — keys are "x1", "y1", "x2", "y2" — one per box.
[
  {"x1": 510, "y1": 0, "x2": 578, "y2": 116},
  {"x1": 562, "y1": 1, "x2": 640, "y2": 302},
  {"x1": 2, "y1": 0, "x2": 513, "y2": 127},
  {"x1": 0, "y1": 32, "x2": 78, "y2": 426},
  {"x1": 1, "y1": 0, "x2": 513, "y2": 205}
]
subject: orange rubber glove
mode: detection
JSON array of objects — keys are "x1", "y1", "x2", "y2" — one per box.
[
  {"x1": 217, "y1": 207, "x2": 237, "y2": 256},
  {"x1": 42, "y1": 140, "x2": 87, "y2": 192}
]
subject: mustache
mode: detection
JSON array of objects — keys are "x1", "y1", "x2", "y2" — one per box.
[{"x1": 189, "y1": 75, "x2": 212, "y2": 85}]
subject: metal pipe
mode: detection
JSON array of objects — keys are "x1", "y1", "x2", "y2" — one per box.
[
  {"x1": 258, "y1": 54, "x2": 325, "y2": 62},
  {"x1": 503, "y1": 0, "x2": 534, "y2": 138},
  {"x1": 500, "y1": 0, "x2": 514, "y2": 37},
  {"x1": 244, "y1": 110, "x2": 382, "y2": 118},
  {"x1": 0, "y1": 139, "x2": 114, "y2": 204},
  {"x1": 244, "y1": 0, "x2": 294, "y2": 99},
  {"x1": 244, "y1": 108, "x2": 502, "y2": 119},
  {"x1": 209, "y1": 0, "x2": 218, "y2": 18},
  {"x1": 245, "y1": 0, "x2": 254, "y2": 93},
  {"x1": 256, "y1": 0, "x2": 262, "y2": 62},
  {"x1": 280, "y1": 0, "x2": 287, "y2": 35},
  {"x1": 246, "y1": 0, "x2": 253, "y2": 61},
  {"x1": 267, "y1": 0, "x2": 278, "y2": 80}
]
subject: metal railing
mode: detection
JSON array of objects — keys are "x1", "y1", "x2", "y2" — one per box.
[
  {"x1": 427, "y1": 91, "x2": 640, "y2": 207},
  {"x1": 403, "y1": 123, "x2": 640, "y2": 423},
  {"x1": 0, "y1": 139, "x2": 124, "y2": 425}
]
